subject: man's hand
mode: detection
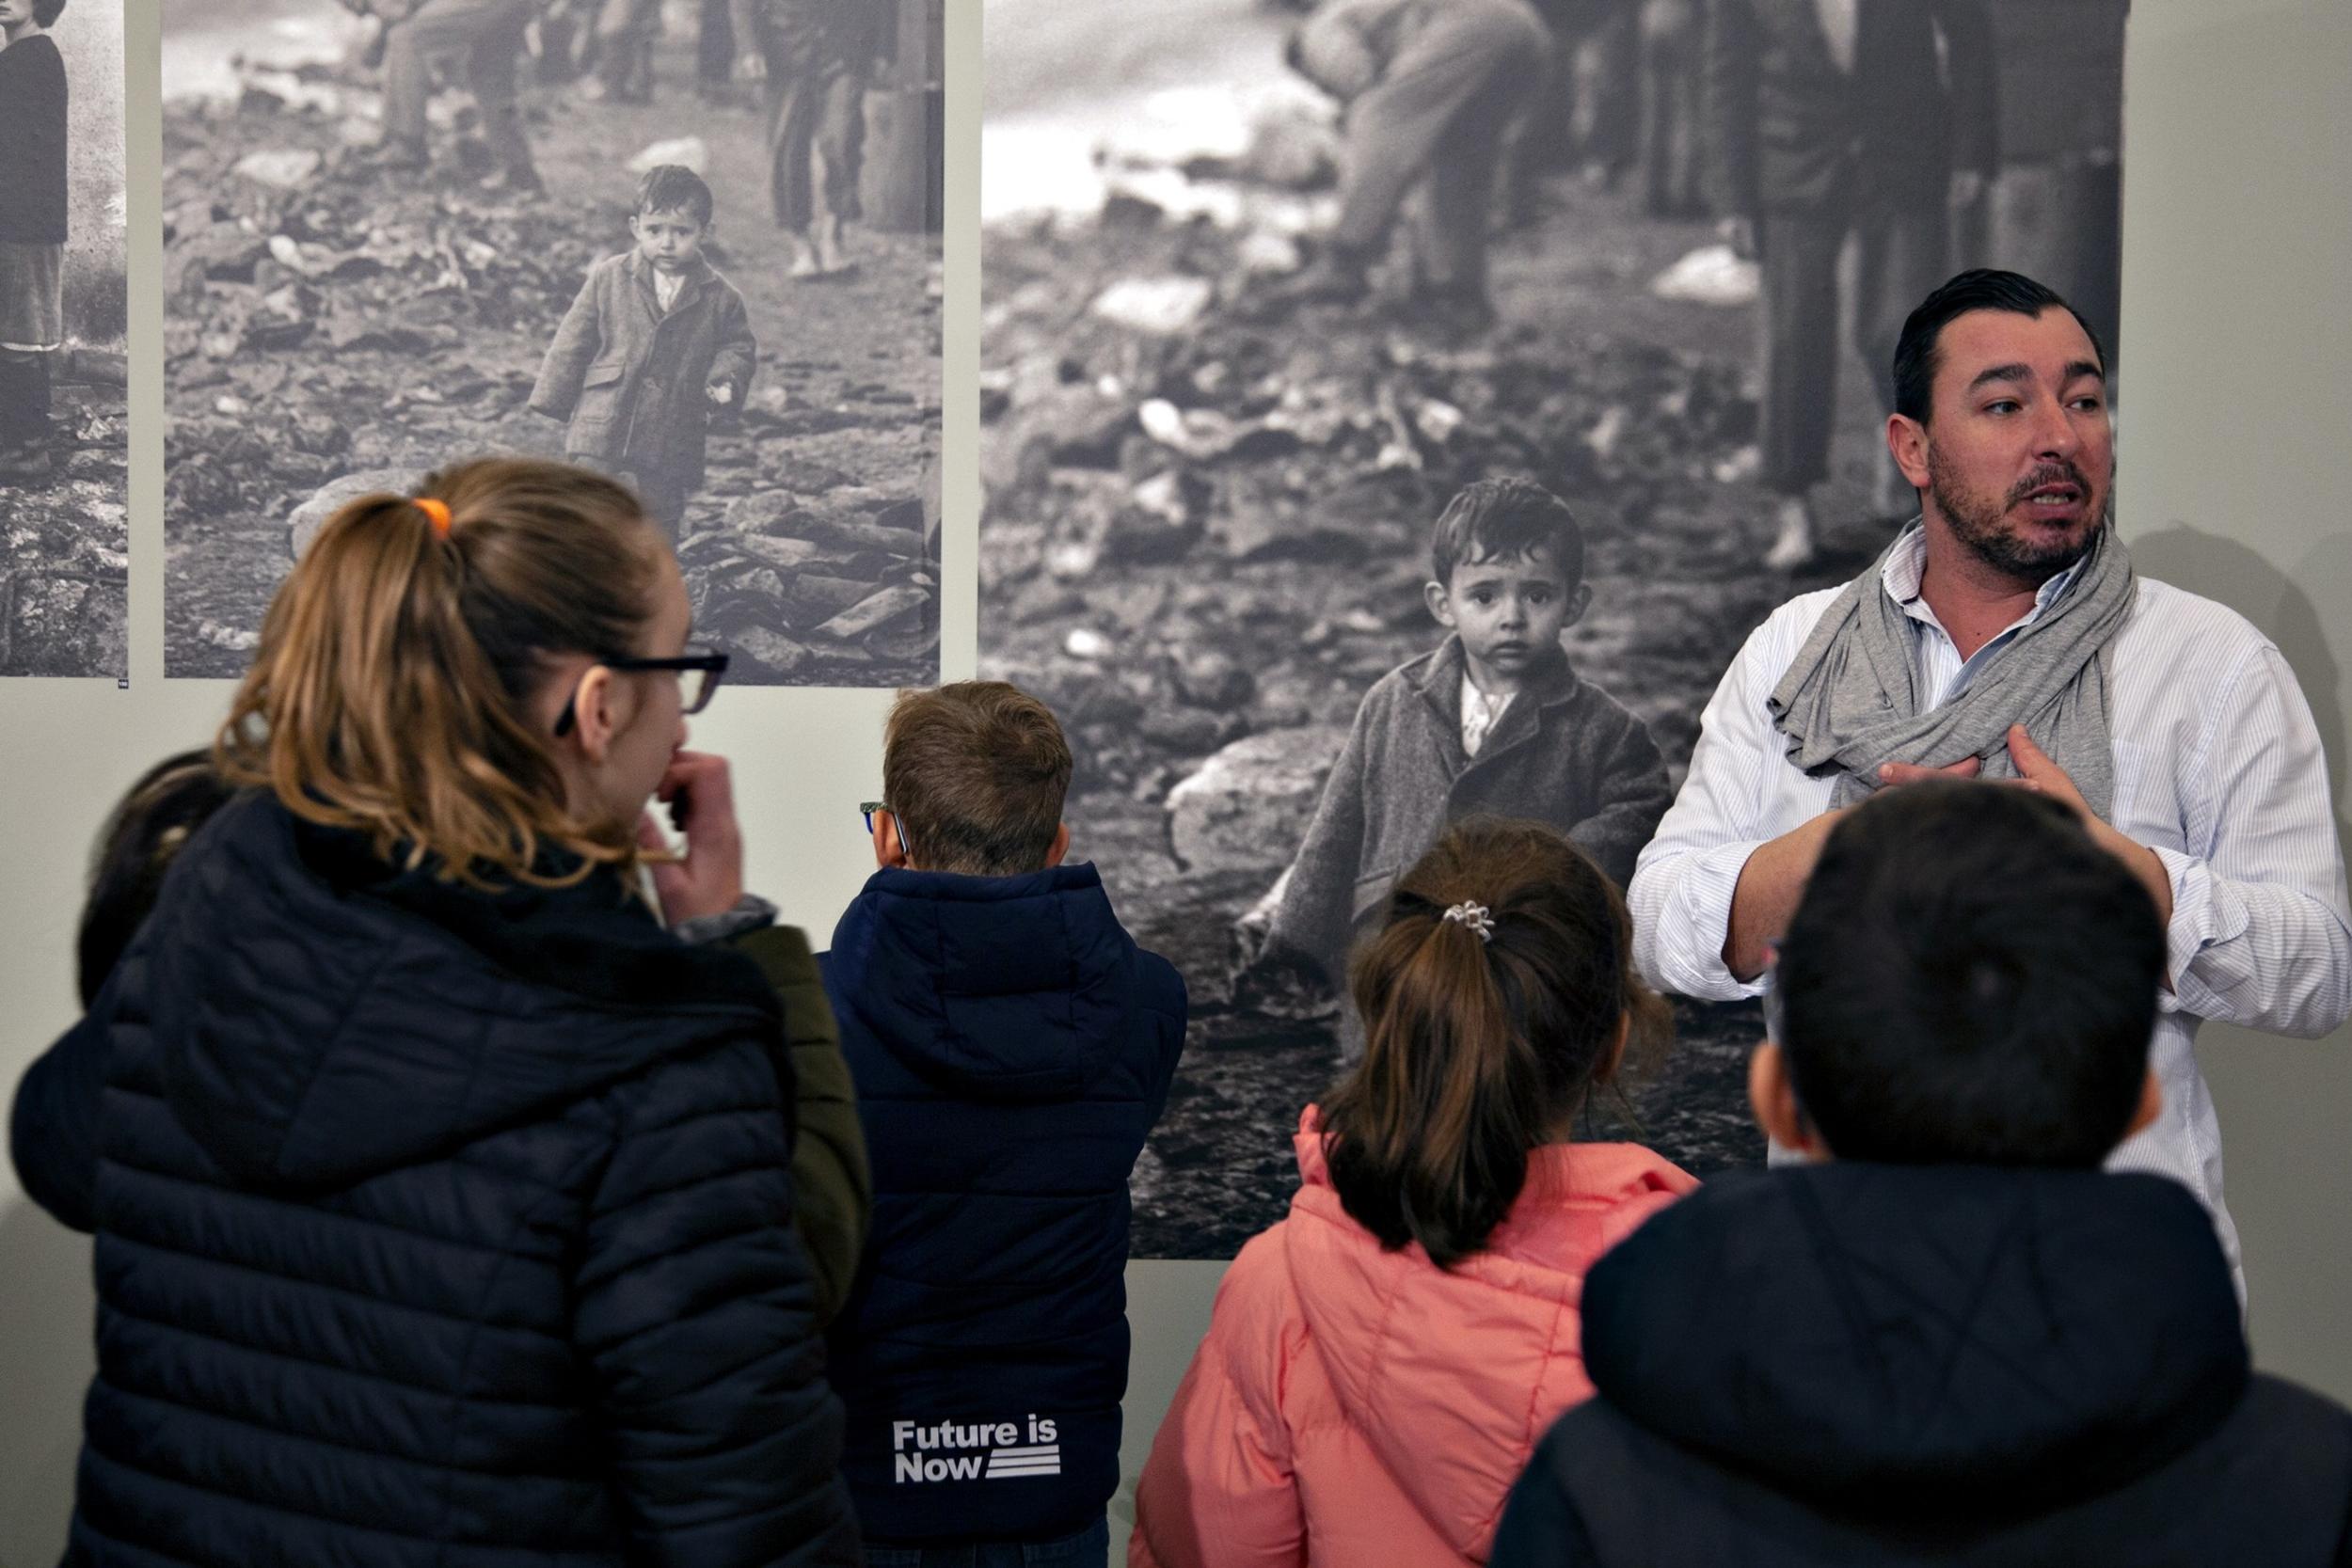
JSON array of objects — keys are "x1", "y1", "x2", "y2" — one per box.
[
  {"x1": 639, "y1": 750, "x2": 747, "y2": 926},
  {"x1": 734, "y1": 48, "x2": 768, "y2": 83},
  {"x1": 1717, "y1": 214, "x2": 1758, "y2": 261},
  {"x1": 2007, "y1": 724, "x2": 2176, "y2": 929},
  {"x1": 707, "y1": 383, "x2": 735, "y2": 406}
]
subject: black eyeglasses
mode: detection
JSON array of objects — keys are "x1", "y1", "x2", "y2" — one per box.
[
  {"x1": 860, "y1": 800, "x2": 914, "y2": 859},
  {"x1": 554, "y1": 647, "x2": 730, "y2": 736}
]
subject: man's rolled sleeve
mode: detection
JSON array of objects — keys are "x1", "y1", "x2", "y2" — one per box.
[{"x1": 1635, "y1": 838, "x2": 1769, "y2": 1001}]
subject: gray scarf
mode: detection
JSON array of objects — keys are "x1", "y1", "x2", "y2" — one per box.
[{"x1": 1767, "y1": 524, "x2": 2137, "y2": 816}]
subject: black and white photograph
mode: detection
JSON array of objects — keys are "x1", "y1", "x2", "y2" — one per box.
[
  {"x1": 2, "y1": 0, "x2": 128, "y2": 679},
  {"x1": 162, "y1": 0, "x2": 943, "y2": 683},
  {"x1": 979, "y1": 0, "x2": 2131, "y2": 1257}
]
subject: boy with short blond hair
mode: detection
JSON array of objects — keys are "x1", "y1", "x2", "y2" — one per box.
[{"x1": 821, "y1": 681, "x2": 1187, "y2": 1565}]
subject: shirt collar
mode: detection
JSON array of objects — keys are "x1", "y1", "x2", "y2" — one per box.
[{"x1": 1880, "y1": 519, "x2": 2087, "y2": 626}]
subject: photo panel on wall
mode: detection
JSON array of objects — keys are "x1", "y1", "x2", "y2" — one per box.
[
  {"x1": 161, "y1": 0, "x2": 944, "y2": 686},
  {"x1": 2, "y1": 0, "x2": 130, "y2": 679},
  {"x1": 977, "y1": 0, "x2": 2129, "y2": 1259}
]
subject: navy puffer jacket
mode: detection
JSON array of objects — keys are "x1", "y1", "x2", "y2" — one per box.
[
  {"x1": 819, "y1": 864, "x2": 1185, "y2": 1544},
  {"x1": 9, "y1": 795, "x2": 859, "y2": 1568}
]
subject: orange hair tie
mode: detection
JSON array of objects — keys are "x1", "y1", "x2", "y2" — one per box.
[{"x1": 414, "y1": 497, "x2": 453, "y2": 537}]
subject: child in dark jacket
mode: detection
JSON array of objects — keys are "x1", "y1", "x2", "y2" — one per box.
[
  {"x1": 821, "y1": 681, "x2": 1187, "y2": 1567},
  {"x1": 530, "y1": 164, "x2": 757, "y2": 539},
  {"x1": 22, "y1": 739, "x2": 871, "y2": 1329},
  {"x1": 1248, "y1": 478, "x2": 1672, "y2": 1045},
  {"x1": 1490, "y1": 783, "x2": 2352, "y2": 1568},
  {"x1": 9, "y1": 459, "x2": 860, "y2": 1567}
]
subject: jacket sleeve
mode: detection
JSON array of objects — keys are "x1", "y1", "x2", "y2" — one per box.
[
  {"x1": 572, "y1": 1042, "x2": 860, "y2": 1568},
  {"x1": 727, "y1": 924, "x2": 872, "y2": 1330},
  {"x1": 531, "y1": 268, "x2": 605, "y2": 422},
  {"x1": 1265, "y1": 705, "x2": 1374, "y2": 985},
  {"x1": 1130, "y1": 1243, "x2": 1307, "y2": 1568},
  {"x1": 1701, "y1": 0, "x2": 1759, "y2": 217},
  {"x1": 8, "y1": 1005, "x2": 111, "y2": 1234},
  {"x1": 1565, "y1": 707, "x2": 1676, "y2": 893},
  {"x1": 709, "y1": 288, "x2": 758, "y2": 404}
]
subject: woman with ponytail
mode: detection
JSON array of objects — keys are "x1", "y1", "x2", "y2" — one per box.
[
  {"x1": 10, "y1": 458, "x2": 860, "y2": 1567},
  {"x1": 1131, "y1": 817, "x2": 1694, "y2": 1568}
]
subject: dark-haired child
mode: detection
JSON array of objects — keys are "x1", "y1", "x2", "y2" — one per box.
[
  {"x1": 1256, "y1": 478, "x2": 1673, "y2": 1034},
  {"x1": 531, "y1": 164, "x2": 757, "y2": 539},
  {"x1": 1493, "y1": 783, "x2": 2352, "y2": 1568},
  {"x1": 0, "y1": 0, "x2": 70, "y2": 483},
  {"x1": 1136, "y1": 817, "x2": 1694, "y2": 1567}
]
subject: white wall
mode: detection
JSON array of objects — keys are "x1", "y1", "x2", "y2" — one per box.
[{"x1": 1, "y1": 1, "x2": 2347, "y2": 1561}]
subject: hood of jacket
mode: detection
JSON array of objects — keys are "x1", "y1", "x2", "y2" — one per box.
[
  {"x1": 1280, "y1": 1110, "x2": 1695, "y2": 1557},
  {"x1": 1581, "y1": 1163, "x2": 2249, "y2": 1524},
  {"x1": 823, "y1": 862, "x2": 1152, "y2": 1101},
  {"x1": 140, "y1": 794, "x2": 779, "y2": 1191}
]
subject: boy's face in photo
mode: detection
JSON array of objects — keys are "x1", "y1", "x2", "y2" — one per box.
[
  {"x1": 1425, "y1": 544, "x2": 1588, "y2": 693},
  {"x1": 631, "y1": 207, "x2": 708, "y2": 274}
]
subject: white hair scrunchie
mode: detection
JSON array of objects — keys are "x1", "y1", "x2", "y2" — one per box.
[{"x1": 1442, "y1": 901, "x2": 1495, "y2": 942}]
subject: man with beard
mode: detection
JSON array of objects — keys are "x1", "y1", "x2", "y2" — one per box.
[{"x1": 1629, "y1": 270, "x2": 2351, "y2": 1301}]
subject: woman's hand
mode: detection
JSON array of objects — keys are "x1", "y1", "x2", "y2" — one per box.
[{"x1": 639, "y1": 750, "x2": 746, "y2": 926}]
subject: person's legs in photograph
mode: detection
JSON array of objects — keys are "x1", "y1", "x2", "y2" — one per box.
[
  {"x1": 0, "y1": 350, "x2": 53, "y2": 483},
  {"x1": 466, "y1": 0, "x2": 544, "y2": 192},
  {"x1": 590, "y1": 0, "x2": 663, "y2": 102},
  {"x1": 1755, "y1": 211, "x2": 1845, "y2": 568},
  {"x1": 1991, "y1": 158, "x2": 2122, "y2": 383},
  {"x1": 1409, "y1": 41, "x2": 1546, "y2": 335},
  {"x1": 808, "y1": 60, "x2": 867, "y2": 275},
  {"x1": 1853, "y1": 199, "x2": 1949, "y2": 516},
  {"x1": 1292, "y1": 2, "x2": 1550, "y2": 309},
  {"x1": 697, "y1": 0, "x2": 737, "y2": 98}
]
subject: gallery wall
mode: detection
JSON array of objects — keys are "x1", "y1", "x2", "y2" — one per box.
[{"x1": 0, "y1": 0, "x2": 2347, "y2": 1560}]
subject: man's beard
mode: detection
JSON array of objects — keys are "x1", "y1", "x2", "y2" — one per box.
[{"x1": 1926, "y1": 440, "x2": 2109, "y2": 583}]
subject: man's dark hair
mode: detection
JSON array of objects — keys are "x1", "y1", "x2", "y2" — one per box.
[
  {"x1": 1428, "y1": 477, "x2": 1585, "y2": 587},
  {"x1": 882, "y1": 682, "x2": 1073, "y2": 876},
  {"x1": 634, "y1": 164, "x2": 715, "y2": 227},
  {"x1": 1892, "y1": 269, "x2": 2108, "y2": 424},
  {"x1": 1774, "y1": 780, "x2": 2165, "y2": 1168}
]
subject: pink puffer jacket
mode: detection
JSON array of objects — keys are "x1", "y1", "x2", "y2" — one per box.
[{"x1": 1131, "y1": 1108, "x2": 1695, "y2": 1568}]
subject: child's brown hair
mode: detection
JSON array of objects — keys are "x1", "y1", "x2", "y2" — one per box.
[
  {"x1": 1321, "y1": 817, "x2": 1669, "y2": 1268},
  {"x1": 881, "y1": 681, "x2": 1073, "y2": 876},
  {"x1": 215, "y1": 456, "x2": 664, "y2": 887}
]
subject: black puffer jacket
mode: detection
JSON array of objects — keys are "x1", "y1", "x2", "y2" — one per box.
[
  {"x1": 1490, "y1": 1164, "x2": 2352, "y2": 1567},
  {"x1": 9, "y1": 795, "x2": 859, "y2": 1568}
]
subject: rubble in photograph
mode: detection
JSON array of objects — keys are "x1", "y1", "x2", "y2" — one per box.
[
  {"x1": 163, "y1": 60, "x2": 941, "y2": 684},
  {"x1": 980, "y1": 152, "x2": 1874, "y2": 1255}
]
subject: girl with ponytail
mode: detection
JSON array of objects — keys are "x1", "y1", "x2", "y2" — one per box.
[
  {"x1": 1133, "y1": 817, "x2": 1694, "y2": 1568},
  {"x1": 11, "y1": 458, "x2": 862, "y2": 1567}
]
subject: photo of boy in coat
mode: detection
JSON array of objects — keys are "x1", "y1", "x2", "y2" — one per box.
[
  {"x1": 1246, "y1": 478, "x2": 1673, "y2": 1041},
  {"x1": 531, "y1": 164, "x2": 757, "y2": 539}
]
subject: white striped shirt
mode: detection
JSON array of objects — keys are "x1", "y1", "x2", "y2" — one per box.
[{"x1": 1630, "y1": 528, "x2": 2352, "y2": 1294}]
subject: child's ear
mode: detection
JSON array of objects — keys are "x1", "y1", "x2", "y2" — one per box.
[
  {"x1": 1423, "y1": 580, "x2": 1456, "y2": 628},
  {"x1": 1563, "y1": 580, "x2": 1593, "y2": 628},
  {"x1": 1749, "y1": 1041, "x2": 1833, "y2": 1161},
  {"x1": 1045, "y1": 823, "x2": 1071, "y2": 868}
]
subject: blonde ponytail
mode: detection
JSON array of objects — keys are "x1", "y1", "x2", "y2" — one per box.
[{"x1": 216, "y1": 457, "x2": 662, "y2": 887}]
